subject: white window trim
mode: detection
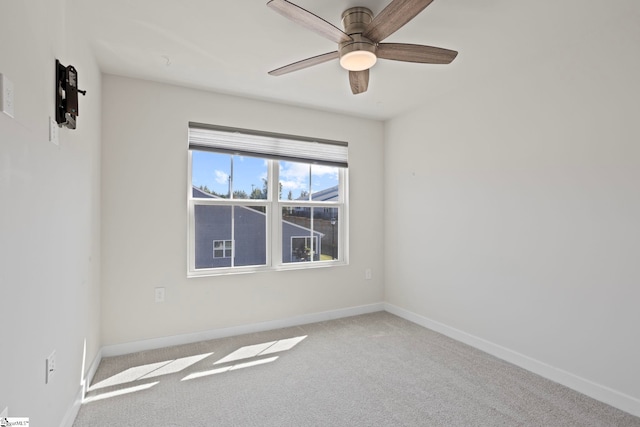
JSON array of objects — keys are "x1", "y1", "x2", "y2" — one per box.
[{"x1": 187, "y1": 150, "x2": 349, "y2": 278}]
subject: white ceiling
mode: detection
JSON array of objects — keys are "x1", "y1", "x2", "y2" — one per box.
[{"x1": 72, "y1": 0, "x2": 634, "y2": 121}]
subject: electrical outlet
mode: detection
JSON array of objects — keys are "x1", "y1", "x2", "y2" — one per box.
[
  {"x1": 365, "y1": 268, "x2": 372, "y2": 280},
  {"x1": 46, "y1": 350, "x2": 56, "y2": 384},
  {"x1": 1, "y1": 406, "x2": 8, "y2": 417},
  {"x1": 155, "y1": 287, "x2": 165, "y2": 303},
  {"x1": 1, "y1": 73, "x2": 15, "y2": 118}
]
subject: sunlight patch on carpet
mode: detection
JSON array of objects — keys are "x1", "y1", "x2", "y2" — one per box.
[
  {"x1": 181, "y1": 356, "x2": 279, "y2": 381},
  {"x1": 88, "y1": 353, "x2": 213, "y2": 391},
  {"x1": 83, "y1": 382, "x2": 159, "y2": 403},
  {"x1": 213, "y1": 335, "x2": 307, "y2": 365}
]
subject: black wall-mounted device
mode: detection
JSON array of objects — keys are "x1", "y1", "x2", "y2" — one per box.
[{"x1": 55, "y1": 59, "x2": 86, "y2": 129}]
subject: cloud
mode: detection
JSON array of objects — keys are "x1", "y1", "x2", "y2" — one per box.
[
  {"x1": 280, "y1": 179, "x2": 305, "y2": 191},
  {"x1": 279, "y1": 163, "x2": 308, "y2": 191},
  {"x1": 279, "y1": 163, "x2": 338, "y2": 190},
  {"x1": 311, "y1": 165, "x2": 339, "y2": 178},
  {"x1": 214, "y1": 170, "x2": 229, "y2": 184}
]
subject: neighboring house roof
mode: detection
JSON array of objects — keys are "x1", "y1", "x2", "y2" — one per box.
[
  {"x1": 193, "y1": 186, "x2": 216, "y2": 199},
  {"x1": 308, "y1": 185, "x2": 338, "y2": 202},
  {"x1": 192, "y1": 186, "x2": 325, "y2": 236}
]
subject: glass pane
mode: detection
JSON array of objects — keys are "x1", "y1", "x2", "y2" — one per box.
[
  {"x1": 316, "y1": 207, "x2": 339, "y2": 261},
  {"x1": 311, "y1": 164, "x2": 339, "y2": 201},
  {"x1": 233, "y1": 205, "x2": 267, "y2": 267},
  {"x1": 279, "y1": 161, "x2": 339, "y2": 201},
  {"x1": 282, "y1": 207, "x2": 339, "y2": 263},
  {"x1": 191, "y1": 151, "x2": 268, "y2": 200},
  {"x1": 192, "y1": 151, "x2": 231, "y2": 198},
  {"x1": 194, "y1": 204, "x2": 266, "y2": 269},
  {"x1": 232, "y1": 155, "x2": 268, "y2": 200},
  {"x1": 279, "y1": 161, "x2": 311, "y2": 201}
]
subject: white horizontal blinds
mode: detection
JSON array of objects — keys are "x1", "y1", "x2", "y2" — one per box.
[{"x1": 188, "y1": 122, "x2": 348, "y2": 168}]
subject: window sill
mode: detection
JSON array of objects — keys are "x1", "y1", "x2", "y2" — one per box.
[{"x1": 187, "y1": 260, "x2": 348, "y2": 278}]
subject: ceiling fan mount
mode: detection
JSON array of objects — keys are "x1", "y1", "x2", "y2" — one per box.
[
  {"x1": 341, "y1": 7, "x2": 373, "y2": 34},
  {"x1": 266, "y1": 0, "x2": 458, "y2": 95}
]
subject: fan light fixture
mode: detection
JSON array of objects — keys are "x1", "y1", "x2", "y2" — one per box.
[{"x1": 340, "y1": 50, "x2": 377, "y2": 71}]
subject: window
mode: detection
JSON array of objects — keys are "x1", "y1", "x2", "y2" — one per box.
[
  {"x1": 188, "y1": 123, "x2": 348, "y2": 276},
  {"x1": 213, "y1": 240, "x2": 233, "y2": 258}
]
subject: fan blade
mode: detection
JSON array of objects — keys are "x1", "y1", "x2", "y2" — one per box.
[
  {"x1": 268, "y1": 51, "x2": 340, "y2": 76},
  {"x1": 267, "y1": 0, "x2": 352, "y2": 44},
  {"x1": 349, "y1": 70, "x2": 369, "y2": 94},
  {"x1": 363, "y1": 0, "x2": 434, "y2": 42},
  {"x1": 377, "y1": 43, "x2": 458, "y2": 64}
]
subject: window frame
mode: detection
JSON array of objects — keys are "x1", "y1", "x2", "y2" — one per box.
[{"x1": 187, "y1": 126, "x2": 348, "y2": 277}]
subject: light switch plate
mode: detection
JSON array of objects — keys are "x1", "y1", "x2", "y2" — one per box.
[
  {"x1": 1, "y1": 73, "x2": 15, "y2": 118},
  {"x1": 155, "y1": 287, "x2": 165, "y2": 303},
  {"x1": 1, "y1": 406, "x2": 8, "y2": 417},
  {"x1": 46, "y1": 350, "x2": 56, "y2": 384},
  {"x1": 49, "y1": 116, "x2": 59, "y2": 145}
]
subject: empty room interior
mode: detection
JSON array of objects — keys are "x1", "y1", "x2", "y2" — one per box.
[{"x1": 1, "y1": 0, "x2": 639, "y2": 425}]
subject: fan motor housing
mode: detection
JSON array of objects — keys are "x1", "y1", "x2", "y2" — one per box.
[{"x1": 339, "y1": 7, "x2": 377, "y2": 70}]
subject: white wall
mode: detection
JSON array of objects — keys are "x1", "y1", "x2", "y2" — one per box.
[
  {"x1": 100, "y1": 75, "x2": 385, "y2": 346},
  {"x1": 384, "y1": 0, "x2": 640, "y2": 416},
  {"x1": 0, "y1": 0, "x2": 102, "y2": 425}
]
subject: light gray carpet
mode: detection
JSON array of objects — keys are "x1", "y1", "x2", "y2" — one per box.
[{"x1": 73, "y1": 312, "x2": 640, "y2": 426}]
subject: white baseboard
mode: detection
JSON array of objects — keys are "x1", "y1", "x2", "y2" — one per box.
[
  {"x1": 59, "y1": 386, "x2": 82, "y2": 427},
  {"x1": 60, "y1": 348, "x2": 103, "y2": 427},
  {"x1": 384, "y1": 303, "x2": 640, "y2": 418},
  {"x1": 84, "y1": 348, "x2": 103, "y2": 397},
  {"x1": 102, "y1": 303, "x2": 385, "y2": 357}
]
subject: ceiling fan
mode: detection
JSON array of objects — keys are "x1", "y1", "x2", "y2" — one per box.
[{"x1": 266, "y1": 0, "x2": 458, "y2": 94}]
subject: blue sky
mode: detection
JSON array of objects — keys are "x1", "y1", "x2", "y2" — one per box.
[{"x1": 192, "y1": 151, "x2": 338, "y2": 199}]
